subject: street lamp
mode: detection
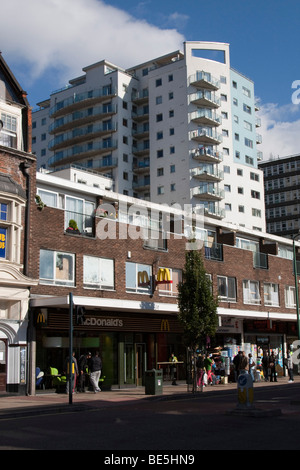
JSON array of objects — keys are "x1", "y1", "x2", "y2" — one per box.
[{"x1": 292, "y1": 232, "x2": 300, "y2": 341}]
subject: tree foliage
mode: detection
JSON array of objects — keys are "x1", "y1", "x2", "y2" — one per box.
[{"x1": 177, "y1": 248, "x2": 219, "y2": 352}]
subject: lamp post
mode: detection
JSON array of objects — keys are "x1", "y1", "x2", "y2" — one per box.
[{"x1": 292, "y1": 233, "x2": 300, "y2": 341}]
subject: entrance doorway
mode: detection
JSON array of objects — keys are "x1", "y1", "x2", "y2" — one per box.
[
  {"x1": 0, "y1": 340, "x2": 7, "y2": 392},
  {"x1": 124, "y1": 342, "x2": 146, "y2": 386}
]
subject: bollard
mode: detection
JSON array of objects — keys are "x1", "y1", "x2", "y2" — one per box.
[{"x1": 237, "y1": 371, "x2": 254, "y2": 409}]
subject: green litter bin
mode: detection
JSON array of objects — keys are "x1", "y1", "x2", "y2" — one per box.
[{"x1": 145, "y1": 369, "x2": 163, "y2": 395}]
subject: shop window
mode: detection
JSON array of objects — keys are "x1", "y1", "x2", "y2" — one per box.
[
  {"x1": 243, "y1": 280, "x2": 260, "y2": 305},
  {"x1": 126, "y1": 262, "x2": 152, "y2": 294},
  {"x1": 40, "y1": 249, "x2": 75, "y2": 286},
  {"x1": 217, "y1": 276, "x2": 236, "y2": 302},
  {"x1": 83, "y1": 256, "x2": 114, "y2": 290}
]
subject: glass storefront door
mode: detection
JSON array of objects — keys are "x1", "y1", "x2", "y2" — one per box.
[{"x1": 123, "y1": 338, "x2": 146, "y2": 386}]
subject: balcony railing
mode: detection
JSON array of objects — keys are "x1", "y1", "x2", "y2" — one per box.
[
  {"x1": 188, "y1": 71, "x2": 220, "y2": 91},
  {"x1": 204, "y1": 243, "x2": 223, "y2": 261},
  {"x1": 253, "y1": 252, "x2": 268, "y2": 269}
]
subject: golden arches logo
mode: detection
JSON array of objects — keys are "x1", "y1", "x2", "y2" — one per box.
[
  {"x1": 36, "y1": 312, "x2": 47, "y2": 326},
  {"x1": 157, "y1": 268, "x2": 173, "y2": 284},
  {"x1": 138, "y1": 271, "x2": 150, "y2": 287},
  {"x1": 161, "y1": 319, "x2": 170, "y2": 332}
]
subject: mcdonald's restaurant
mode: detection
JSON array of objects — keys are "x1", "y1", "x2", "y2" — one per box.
[{"x1": 30, "y1": 295, "x2": 187, "y2": 390}]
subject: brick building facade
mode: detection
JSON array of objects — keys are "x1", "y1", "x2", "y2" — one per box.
[
  {"x1": 0, "y1": 53, "x2": 38, "y2": 394},
  {"x1": 28, "y1": 168, "x2": 300, "y2": 391}
]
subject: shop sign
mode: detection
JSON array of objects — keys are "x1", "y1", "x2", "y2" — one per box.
[
  {"x1": 217, "y1": 318, "x2": 242, "y2": 334},
  {"x1": 137, "y1": 270, "x2": 150, "y2": 287},
  {"x1": 160, "y1": 319, "x2": 170, "y2": 331},
  {"x1": 156, "y1": 268, "x2": 173, "y2": 285},
  {"x1": 0, "y1": 228, "x2": 6, "y2": 259},
  {"x1": 83, "y1": 317, "x2": 123, "y2": 328}
]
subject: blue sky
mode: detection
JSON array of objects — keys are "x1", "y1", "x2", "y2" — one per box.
[{"x1": 1, "y1": 0, "x2": 300, "y2": 159}]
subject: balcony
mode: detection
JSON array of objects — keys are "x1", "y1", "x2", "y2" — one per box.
[
  {"x1": 190, "y1": 109, "x2": 221, "y2": 127},
  {"x1": 189, "y1": 91, "x2": 220, "y2": 108},
  {"x1": 48, "y1": 122, "x2": 117, "y2": 151},
  {"x1": 203, "y1": 205, "x2": 225, "y2": 220},
  {"x1": 132, "y1": 123, "x2": 149, "y2": 140},
  {"x1": 133, "y1": 176, "x2": 150, "y2": 191},
  {"x1": 253, "y1": 252, "x2": 268, "y2": 269},
  {"x1": 64, "y1": 209, "x2": 96, "y2": 237},
  {"x1": 132, "y1": 89, "x2": 149, "y2": 104},
  {"x1": 190, "y1": 128, "x2": 222, "y2": 145},
  {"x1": 132, "y1": 141, "x2": 150, "y2": 156},
  {"x1": 132, "y1": 107, "x2": 149, "y2": 122},
  {"x1": 49, "y1": 105, "x2": 117, "y2": 134},
  {"x1": 191, "y1": 167, "x2": 223, "y2": 183},
  {"x1": 191, "y1": 185, "x2": 224, "y2": 201},
  {"x1": 48, "y1": 140, "x2": 118, "y2": 167},
  {"x1": 50, "y1": 87, "x2": 117, "y2": 118},
  {"x1": 133, "y1": 160, "x2": 150, "y2": 174},
  {"x1": 189, "y1": 71, "x2": 220, "y2": 91},
  {"x1": 204, "y1": 243, "x2": 223, "y2": 261},
  {"x1": 191, "y1": 147, "x2": 223, "y2": 164}
]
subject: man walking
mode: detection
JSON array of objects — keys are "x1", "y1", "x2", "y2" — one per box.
[
  {"x1": 78, "y1": 351, "x2": 91, "y2": 392},
  {"x1": 89, "y1": 351, "x2": 102, "y2": 393}
]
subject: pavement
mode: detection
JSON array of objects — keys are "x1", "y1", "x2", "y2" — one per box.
[{"x1": 0, "y1": 375, "x2": 299, "y2": 419}]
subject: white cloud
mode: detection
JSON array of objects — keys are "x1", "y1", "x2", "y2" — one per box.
[
  {"x1": 258, "y1": 102, "x2": 300, "y2": 160},
  {"x1": 0, "y1": 0, "x2": 184, "y2": 85}
]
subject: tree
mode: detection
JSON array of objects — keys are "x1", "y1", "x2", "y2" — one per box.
[{"x1": 177, "y1": 247, "x2": 219, "y2": 391}]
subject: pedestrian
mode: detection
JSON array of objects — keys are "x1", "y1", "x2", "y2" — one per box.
[
  {"x1": 287, "y1": 353, "x2": 294, "y2": 383},
  {"x1": 248, "y1": 353, "x2": 255, "y2": 382},
  {"x1": 204, "y1": 354, "x2": 214, "y2": 385},
  {"x1": 262, "y1": 351, "x2": 270, "y2": 382},
  {"x1": 169, "y1": 352, "x2": 178, "y2": 385},
  {"x1": 239, "y1": 351, "x2": 249, "y2": 373},
  {"x1": 89, "y1": 351, "x2": 102, "y2": 393},
  {"x1": 65, "y1": 351, "x2": 79, "y2": 394},
  {"x1": 196, "y1": 354, "x2": 204, "y2": 390},
  {"x1": 233, "y1": 351, "x2": 243, "y2": 381},
  {"x1": 269, "y1": 352, "x2": 277, "y2": 382},
  {"x1": 78, "y1": 351, "x2": 91, "y2": 392}
]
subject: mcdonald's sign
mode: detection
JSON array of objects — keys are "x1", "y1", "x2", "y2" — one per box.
[
  {"x1": 35, "y1": 310, "x2": 48, "y2": 327},
  {"x1": 161, "y1": 319, "x2": 170, "y2": 332},
  {"x1": 138, "y1": 270, "x2": 150, "y2": 287},
  {"x1": 156, "y1": 268, "x2": 173, "y2": 285}
]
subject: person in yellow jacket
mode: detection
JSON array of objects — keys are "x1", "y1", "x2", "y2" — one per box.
[{"x1": 169, "y1": 353, "x2": 178, "y2": 385}]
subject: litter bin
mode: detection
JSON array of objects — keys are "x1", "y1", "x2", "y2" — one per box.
[{"x1": 145, "y1": 369, "x2": 163, "y2": 395}]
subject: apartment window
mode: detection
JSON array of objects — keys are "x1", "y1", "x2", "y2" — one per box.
[
  {"x1": 168, "y1": 74, "x2": 173, "y2": 82},
  {"x1": 83, "y1": 256, "x2": 114, "y2": 290},
  {"x1": 126, "y1": 262, "x2": 152, "y2": 294},
  {"x1": 234, "y1": 133, "x2": 239, "y2": 141},
  {"x1": 169, "y1": 92, "x2": 174, "y2": 100},
  {"x1": 169, "y1": 110, "x2": 174, "y2": 118},
  {"x1": 157, "y1": 186, "x2": 165, "y2": 195},
  {"x1": 156, "y1": 78, "x2": 162, "y2": 87},
  {"x1": 170, "y1": 164, "x2": 175, "y2": 173},
  {"x1": 251, "y1": 190, "x2": 260, "y2": 199},
  {"x1": 221, "y1": 94, "x2": 227, "y2": 102},
  {"x1": 217, "y1": 276, "x2": 237, "y2": 302},
  {"x1": 157, "y1": 131, "x2": 163, "y2": 140},
  {"x1": 37, "y1": 189, "x2": 58, "y2": 208},
  {"x1": 157, "y1": 168, "x2": 164, "y2": 177},
  {"x1": 250, "y1": 172, "x2": 260, "y2": 182},
  {"x1": 233, "y1": 98, "x2": 238, "y2": 106},
  {"x1": 157, "y1": 149, "x2": 164, "y2": 158},
  {"x1": 243, "y1": 104, "x2": 252, "y2": 114},
  {"x1": 65, "y1": 196, "x2": 95, "y2": 233},
  {"x1": 156, "y1": 113, "x2": 163, "y2": 122},
  {"x1": 225, "y1": 203, "x2": 232, "y2": 211},
  {"x1": 224, "y1": 184, "x2": 231, "y2": 192},
  {"x1": 245, "y1": 137, "x2": 253, "y2": 148},
  {"x1": 170, "y1": 146, "x2": 175, "y2": 154},
  {"x1": 238, "y1": 187, "x2": 244, "y2": 194},
  {"x1": 224, "y1": 166, "x2": 230, "y2": 173},
  {"x1": 264, "y1": 283, "x2": 279, "y2": 306},
  {"x1": 169, "y1": 128, "x2": 175, "y2": 136},
  {"x1": 237, "y1": 169, "x2": 243, "y2": 176},
  {"x1": 40, "y1": 249, "x2": 75, "y2": 286},
  {"x1": 232, "y1": 81, "x2": 237, "y2": 88},
  {"x1": 235, "y1": 151, "x2": 240, "y2": 159},
  {"x1": 170, "y1": 183, "x2": 176, "y2": 192},
  {"x1": 285, "y1": 286, "x2": 296, "y2": 308},
  {"x1": 252, "y1": 208, "x2": 261, "y2": 217},
  {"x1": 244, "y1": 120, "x2": 252, "y2": 131},
  {"x1": 242, "y1": 86, "x2": 251, "y2": 97},
  {"x1": 0, "y1": 112, "x2": 18, "y2": 148},
  {"x1": 239, "y1": 206, "x2": 245, "y2": 213},
  {"x1": 246, "y1": 156, "x2": 254, "y2": 165},
  {"x1": 243, "y1": 280, "x2": 260, "y2": 304},
  {"x1": 156, "y1": 96, "x2": 162, "y2": 105}
]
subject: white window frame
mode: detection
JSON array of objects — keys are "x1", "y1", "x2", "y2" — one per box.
[
  {"x1": 40, "y1": 249, "x2": 75, "y2": 286},
  {"x1": 243, "y1": 280, "x2": 261, "y2": 305},
  {"x1": 264, "y1": 283, "x2": 279, "y2": 307},
  {"x1": 217, "y1": 276, "x2": 237, "y2": 302},
  {"x1": 83, "y1": 256, "x2": 114, "y2": 290}
]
